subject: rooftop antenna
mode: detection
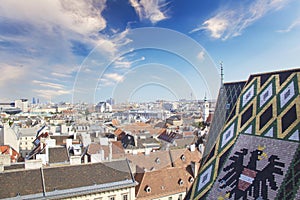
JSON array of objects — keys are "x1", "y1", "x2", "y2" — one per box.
[{"x1": 220, "y1": 61, "x2": 224, "y2": 87}]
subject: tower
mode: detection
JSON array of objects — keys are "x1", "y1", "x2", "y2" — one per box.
[
  {"x1": 220, "y1": 61, "x2": 224, "y2": 87},
  {"x1": 203, "y1": 95, "x2": 210, "y2": 122}
]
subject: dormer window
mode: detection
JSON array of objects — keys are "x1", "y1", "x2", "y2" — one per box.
[
  {"x1": 181, "y1": 155, "x2": 186, "y2": 161},
  {"x1": 145, "y1": 186, "x2": 151, "y2": 193},
  {"x1": 178, "y1": 179, "x2": 184, "y2": 186},
  {"x1": 189, "y1": 176, "x2": 194, "y2": 183},
  {"x1": 155, "y1": 158, "x2": 160, "y2": 164}
]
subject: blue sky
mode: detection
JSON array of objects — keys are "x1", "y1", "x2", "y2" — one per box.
[{"x1": 0, "y1": 0, "x2": 299, "y2": 104}]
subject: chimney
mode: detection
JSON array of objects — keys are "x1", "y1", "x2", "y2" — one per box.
[
  {"x1": 0, "y1": 154, "x2": 11, "y2": 166},
  {"x1": 191, "y1": 161, "x2": 199, "y2": 178},
  {"x1": 109, "y1": 142, "x2": 112, "y2": 161},
  {"x1": 145, "y1": 148, "x2": 151, "y2": 155},
  {"x1": 25, "y1": 159, "x2": 42, "y2": 169},
  {"x1": 0, "y1": 164, "x2": 4, "y2": 172},
  {"x1": 190, "y1": 144, "x2": 195, "y2": 152},
  {"x1": 84, "y1": 155, "x2": 88, "y2": 164},
  {"x1": 70, "y1": 156, "x2": 81, "y2": 165}
]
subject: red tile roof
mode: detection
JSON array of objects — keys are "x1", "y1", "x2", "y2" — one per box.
[
  {"x1": 135, "y1": 167, "x2": 194, "y2": 200},
  {"x1": 0, "y1": 145, "x2": 20, "y2": 163}
]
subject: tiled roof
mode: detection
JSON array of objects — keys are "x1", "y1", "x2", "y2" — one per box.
[
  {"x1": 114, "y1": 128, "x2": 125, "y2": 136},
  {"x1": 158, "y1": 130, "x2": 183, "y2": 143},
  {"x1": 170, "y1": 148, "x2": 201, "y2": 168},
  {"x1": 135, "y1": 167, "x2": 194, "y2": 200},
  {"x1": 154, "y1": 121, "x2": 167, "y2": 128},
  {"x1": 191, "y1": 68, "x2": 300, "y2": 199},
  {"x1": 135, "y1": 138, "x2": 160, "y2": 149},
  {"x1": 48, "y1": 146, "x2": 69, "y2": 164},
  {"x1": 18, "y1": 127, "x2": 39, "y2": 137},
  {"x1": 87, "y1": 142, "x2": 110, "y2": 159},
  {"x1": 120, "y1": 122, "x2": 162, "y2": 135},
  {"x1": 172, "y1": 136, "x2": 196, "y2": 149},
  {"x1": 126, "y1": 151, "x2": 172, "y2": 173},
  {"x1": 43, "y1": 160, "x2": 132, "y2": 192},
  {"x1": 111, "y1": 141, "x2": 125, "y2": 159},
  {"x1": 0, "y1": 145, "x2": 20, "y2": 162},
  {"x1": 0, "y1": 160, "x2": 134, "y2": 199},
  {"x1": 0, "y1": 168, "x2": 44, "y2": 198}
]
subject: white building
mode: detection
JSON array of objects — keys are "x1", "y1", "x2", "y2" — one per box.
[
  {"x1": 0, "y1": 123, "x2": 19, "y2": 154},
  {"x1": 15, "y1": 99, "x2": 29, "y2": 112}
]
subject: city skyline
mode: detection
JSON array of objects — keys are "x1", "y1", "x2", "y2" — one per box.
[{"x1": 0, "y1": 0, "x2": 300, "y2": 103}]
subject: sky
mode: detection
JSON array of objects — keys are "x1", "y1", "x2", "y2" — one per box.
[{"x1": 0, "y1": 0, "x2": 300, "y2": 104}]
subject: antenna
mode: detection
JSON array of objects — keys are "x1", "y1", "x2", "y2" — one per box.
[{"x1": 220, "y1": 61, "x2": 224, "y2": 86}]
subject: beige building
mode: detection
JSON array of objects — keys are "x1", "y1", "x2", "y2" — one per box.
[{"x1": 18, "y1": 127, "x2": 39, "y2": 157}]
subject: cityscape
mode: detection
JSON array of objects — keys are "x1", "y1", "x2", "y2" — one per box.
[{"x1": 1, "y1": 1, "x2": 300, "y2": 200}]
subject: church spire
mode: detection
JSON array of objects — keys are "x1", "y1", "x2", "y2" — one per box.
[{"x1": 220, "y1": 61, "x2": 224, "y2": 87}]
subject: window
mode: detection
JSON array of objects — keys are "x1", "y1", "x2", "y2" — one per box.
[
  {"x1": 178, "y1": 179, "x2": 184, "y2": 186},
  {"x1": 122, "y1": 194, "x2": 128, "y2": 200},
  {"x1": 109, "y1": 196, "x2": 115, "y2": 200},
  {"x1": 189, "y1": 176, "x2": 194, "y2": 183},
  {"x1": 226, "y1": 103, "x2": 231, "y2": 110},
  {"x1": 94, "y1": 198, "x2": 102, "y2": 200},
  {"x1": 181, "y1": 155, "x2": 185, "y2": 161},
  {"x1": 168, "y1": 197, "x2": 173, "y2": 200},
  {"x1": 145, "y1": 186, "x2": 151, "y2": 193},
  {"x1": 155, "y1": 158, "x2": 160, "y2": 164},
  {"x1": 178, "y1": 194, "x2": 183, "y2": 200}
]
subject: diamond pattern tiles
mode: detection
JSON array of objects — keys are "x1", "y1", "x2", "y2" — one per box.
[
  {"x1": 191, "y1": 69, "x2": 300, "y2": 199},
  {"x1": 202, "y1": 81, "x2": 246, "y2": 160}
]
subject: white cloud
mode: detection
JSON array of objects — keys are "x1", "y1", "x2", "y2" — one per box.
[
  {"x1": 277, "y1": 19, "x2": 300, "y2": 33},
  {"x1": 0, "y1": 0, "x2": 107, "y2": 36},
  {"x1": 98, "y1": 73, "x2": 125, "y2": 87},
  {"x1": 104, "y1": 73, "x2": 124, "y2": 82},
  {"x1": 113, "y1": 56, "x2": 145, "y2": 69},
  {"x1": 0, "y1": 0, "x2": 110, "y2": 101},
  {"x1": 51, "y1": 72, "x2": 72, "y2": 78},
  {"x1": 192, "y1": 0, "x2": 290, "y2": 40},
  {"x1": 197, "y1": 51, "x2": 205, "y2": 61},
  {"x1": 129, "y1": 0, "x2": 169, "y2": 24},
  {"x1": 32, "y1": 80, "x2": 66, "y2": 90},
  {"x1": 33, "y1": 89, "x2": 71, "y2": 100},
  {"x1": 0, "y1": 64, "x2": 27, "y2": 87},
  {"x1": 92, "y1": 28, "x2": 132, "y2": 59}
]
